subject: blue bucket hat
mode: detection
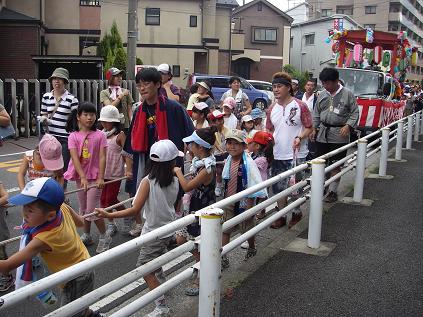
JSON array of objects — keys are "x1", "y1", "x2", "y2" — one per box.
[{"x1": 250, "y1": 108, "x2": 264, "y2": 120}]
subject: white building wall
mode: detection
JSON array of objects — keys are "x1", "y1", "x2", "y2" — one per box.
[
  {"x1": 290, "y1": 16, "x2": 361, "y2": 78},
  {"x1": 285, "y1": 4, "x2": 308, "y2": 24}
]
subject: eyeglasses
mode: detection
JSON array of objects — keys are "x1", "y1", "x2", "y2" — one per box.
[{"x1": 136, "y1": 82, "x2": 152, "y2": 88}]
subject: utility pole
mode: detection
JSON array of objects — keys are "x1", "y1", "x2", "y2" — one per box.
[{"x1": 126, "y1": 0, "x2": 138, "y2": 80}]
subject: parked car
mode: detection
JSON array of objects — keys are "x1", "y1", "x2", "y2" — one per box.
[
  {"x1": 190, "y1": 74, "x2": 271, "y2": 110},
  {"x1": 247, "y1": 80, "x2": 275, "y2": 104}
]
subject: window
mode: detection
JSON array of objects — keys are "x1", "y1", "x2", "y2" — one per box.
[
  {"x1": 80, "y1": 0, "x2": 100, "y2": 6},
  {"x1": 321, "y1": 9, "x2": 332, "y2": 17},
  {"x1": 172, "y1": 65, "x2": 180, "y2": 77},
  {"x1": 253, "y1": 27, "x2": 277, "y2": 43},
  {"x1": 305, "y1": 33, "x2": 315, "y2": 45},
  {"x1": 365, "y1": 6, "x2": 376, "y2": 14},
  {"x1": 388, "y1": 22, "x2": 399, "y2": 31},
  {"x1": 146, "y1": 8, "x2": 160, "y2": 25},
  {"x1": 336, "y1": 6, "x2": 353, "y2": 15},
  {"x1": 364, "y1": 24, "x2": 376, "y2": 29},
  {"x1": 190, "y1": 15, "x2": 197, "y2": 27},
  {"x1": 257, "y1": 3, "x2": 262, "y2": 11}
]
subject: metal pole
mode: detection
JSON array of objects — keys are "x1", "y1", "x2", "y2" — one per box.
[
  {"x1": 378, "y1": 128, "x2": 390, "y2": 177},
  {"x1": 308, "y1": 159, "x2": 325, "y2": 249},
  {"x1": 414, "y1": 112, "x2": 420, "y2": 142},
  {"x1": 395, "y1": 120, "x2": 404, "y2": 160},
  {"x1": 126, "y1": 0, "x2": 138, "y2": 80},
  {"x1": 353, "y1": 139, "x2": 368, "y2": 203},
  {"x1": 420, "y1": 111, "x2": 423, "y2": 135},
  {"x1": 198, "y1": 207, "x2": 223, "y2": 317},
  {"x1": 406, "y1": 115, "x2": 413, "y2": 149}
]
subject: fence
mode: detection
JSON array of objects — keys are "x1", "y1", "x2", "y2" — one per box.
[
  {"x1": 0, "y1": 79, "x2": 139, "y2": 138},
  {"x1": 0, "y1": 111, "x2": 422, "y2": 316}
]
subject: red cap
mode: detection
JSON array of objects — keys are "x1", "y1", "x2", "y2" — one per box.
[
  {"x1": 248, "y1": 131, "x2": 273, "y2": 145},
  {"x1": 208, "y1": 110, "x2": 225, "y2": 121}
]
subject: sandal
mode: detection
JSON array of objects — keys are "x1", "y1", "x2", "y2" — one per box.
[
  {"x1": 256, "y1": 210, "x2": 266, "y2": 220},
  {"x1": 185, "y1": 278, "x2": 199, "y2": 296}
]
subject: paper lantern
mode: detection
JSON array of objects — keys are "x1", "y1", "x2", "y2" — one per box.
[
  {"x1": 374, "y1": 46, "x2": 383, "y2": 64},
  {"x1": 345, "y1": 50, "x2": 353, "y2": 67},
  {"x1": 368, "y1": 50, "x2": 374, "y2": 64},
  {"x1": 353, "y1": 44, "x2": 363, "y2": 62},
  {"x1": 411, "y1": 51, "x2": 418, "y2": 66},
  {"x1": 382, "y1": 51, "x2": 391, "y2": 67}
]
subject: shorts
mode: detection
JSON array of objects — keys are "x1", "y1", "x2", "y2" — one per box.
[
  {"x1": 76, "y1": 180, "x2": 102, "y2": 221},
  {"x1": 100, "y1": 180, "x2": 122, "y2": 208},
  {"x1": 0, "y1": 208, "x2": 10, "y2": 260},
  {"x1": 271, "y1": 158, "x2": 307, "y2": 194},
  {"x1": 61, "y1": 271, "x2": 94, "y2": 317},
  {"x1": 223, "y1": 204, "x2": 255, "y2": 235},
  {"x1": 136, "y1": 236, "x2": 172, "y2": 266},
  {"x1": 315, "y1": 142, "x2": 348, "y2": 166}
]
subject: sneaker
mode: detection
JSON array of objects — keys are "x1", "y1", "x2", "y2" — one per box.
[
  {"x1": 240, "y1": 241, "x2": 249, "y2": 249},
  {"x1": 145, "y1": 305, "x2": 170, "y2": 317},
  {"x1": 32, "y1": 255, "x2": 41, "y2": 268},
  {"x1": 122, "y1": 217, "x2": 133, "y2": 233},
  {"x1": 106, "y1": 222, "x2": 118, "y2": 237},
  {"x1": 0, "y1": 274, "x2": 14, "y2": 292},
  {"x1": 324, "y1": 191, "x2": 338, "y2": 203},
  {"x1": 96, "y1": 236, "x2": 112, "y2": 253},
  {"x1": 270, "y1": 216, "x2": 287, "y2": 229},
  {"x1": 129, "y1": 224, "x2": 142, "y2": 237},
  {"x1": 91, "y1": 312, "x2": 106, "y2": 317},
  {"x1": 155, "y1": 268, "x2": 166, "y2": 284},
  {"x1": 288, "y1": 211, "x2": 303, "y2": 229},
  {"x1": 221, "y1": 255, "x2": 230, "y2": 269},
  {"x1": 215, "y1": 186, "x2": 222, "y2": 197},
  {"x1": 80, "y1": 233, "x2": 94, "y2": 246},
  {"x1": 244, "y1": 247, "x2": 257, "y2": 261}
]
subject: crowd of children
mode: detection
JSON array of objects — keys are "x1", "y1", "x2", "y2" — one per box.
[{"x1": 0, "y1": 69, "x2": 317, "y2": 317}]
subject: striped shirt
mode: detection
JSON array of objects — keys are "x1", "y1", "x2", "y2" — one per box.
[{"x1": 41, "y1": 90, "x2": 78, "y2": 138}]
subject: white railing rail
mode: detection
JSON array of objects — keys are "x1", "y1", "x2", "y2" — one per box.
[{"x1": 1, "y1": 110, "x2": 421, "y2": 316}]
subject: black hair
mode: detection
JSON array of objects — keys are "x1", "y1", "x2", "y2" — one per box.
[
  {"x1": 272, "y1": 72, "x2": 294, "y2": 96},
  {"x1": 147, "y1": 159, "x2": 176, "y2": 188},
  {"x1": 229, "y1": 76, "x2": 241, "y2": 85},
  {"x1": 190, "y1": 83, "x2": 199, "y2": 94},
  {"x1": 32, "y1": 199, "x2": 61, "y2": 214},
  {"x1": 108, "y1": 121, "x2": 122, "y2": 135},
  {"x1": 66, "y1": 102, "x2": 97, "y2": 132},
  {"x1": 135, "y1": 67, "x2": 162, "y2": 84},
  {"x1": 306, "y1": 79, "x2": 316, "y2": 85},
  {"x1": 202, "y1": 80, "x2": 214, "y2": 100},
  {"x1": 319, "y1": 68, "x2": 339, "y2": 82},
  {"x1": 241, "y1": 119, "x2": 253, "y2": 131},
  {"x1": 192, "y1": 105, "x2": 210, "y2": 119},
  {"x1": 257, "y1": 140, "x2": 274, "y2": 166},
  {"x1": 195, "y1": 126, "x2": 217, "y2": 153}
]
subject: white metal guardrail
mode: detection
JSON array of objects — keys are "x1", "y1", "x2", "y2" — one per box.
[{"x1": 0, "y1": 111, "x2": 422, "y2": 316}]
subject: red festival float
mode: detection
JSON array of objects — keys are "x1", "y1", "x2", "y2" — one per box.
[{"x1": 328, "y1": 22, "x2": 416, "y2": 133}]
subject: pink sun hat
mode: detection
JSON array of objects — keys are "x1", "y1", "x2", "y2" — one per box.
[{"x1": 39, "y1": 134, "x2": 64, "y2": 171}]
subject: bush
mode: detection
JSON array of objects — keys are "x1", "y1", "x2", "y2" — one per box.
[{"x1": 282, "y1": 65, "x2": 311, "y2": 90}]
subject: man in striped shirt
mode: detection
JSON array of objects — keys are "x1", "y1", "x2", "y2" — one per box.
[{"x1": 40, "y1": 68, "x2": 78, "y2": 188}]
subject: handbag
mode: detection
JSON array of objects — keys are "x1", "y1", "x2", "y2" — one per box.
[{"x1": 0, "y1": 123, "x2": 15, "y2": 139}]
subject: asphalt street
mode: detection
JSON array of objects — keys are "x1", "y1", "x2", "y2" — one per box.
[{"x1": 221, "y1": 142, "x2": 423, "y2": 316}]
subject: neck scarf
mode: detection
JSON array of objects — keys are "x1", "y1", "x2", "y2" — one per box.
[
  {"x1": 190, "y1": 154, "x2": 216, "y2": 174},
  {"x1": 223, "y1": 153, "x2": 248, "y2": 215},
  {"x1": 109, "y1": 86, "x2": 123, "y2": 101},
  {"x1": 102, "y1": 127, "x2": 117, "y2": 138},
  {"x1": 131, "y1": 95, "x2": 169, "y2": 152},
  {"x1": 20, "y1": 210, "x2": 63, "y2": 281}
]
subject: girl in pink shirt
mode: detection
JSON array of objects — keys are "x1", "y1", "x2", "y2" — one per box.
[{"x1": 64, "y1": 102, "x2": 110, "y2": 253}]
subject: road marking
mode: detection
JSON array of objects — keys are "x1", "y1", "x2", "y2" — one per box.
[
  {"x1": 7, "y1": 187, "x2": 20, "y2": 194},
  {"x1": 0, "y1": 151, "x2": 26, "y2": 158},
  {"x1": 0, "y1": 159, "x2": 22, "y2": 173}
]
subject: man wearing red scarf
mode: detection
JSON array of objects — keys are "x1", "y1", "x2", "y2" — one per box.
[{"x1": 123, "y1": 68, "x2": 194, "y2": 196}]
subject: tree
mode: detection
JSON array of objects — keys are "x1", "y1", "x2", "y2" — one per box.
[
  {"x1": 97, "y1": 21, "x2": 127, "y2": 75},
  {"x1": 282, "y1": 65, "x2": 311, "y2": 90}
]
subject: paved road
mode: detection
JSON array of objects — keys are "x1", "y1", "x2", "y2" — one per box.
[{"x1": 221, "y1": 142, "x2": 423, "y2": 316}]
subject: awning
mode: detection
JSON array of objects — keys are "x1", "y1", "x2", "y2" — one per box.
[
  {"x1": 32, "y1": 55, "x2": 104, "y2": 63},
  {"x1": 232, "y1": 49, "x2": 261, "y2": 62}
]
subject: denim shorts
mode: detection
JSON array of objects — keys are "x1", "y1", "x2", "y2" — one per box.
[{"x1": 271, "y1": 158, "x2": 307, "y2": 194}]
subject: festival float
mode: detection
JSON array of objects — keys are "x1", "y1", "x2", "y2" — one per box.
[{"x1": 327, "y1": 20, "x2": 415, "y2": 134}]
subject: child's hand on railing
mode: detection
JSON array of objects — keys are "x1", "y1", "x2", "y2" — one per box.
[
  {"x1": 96, "y1": 178, "x2": 105, "y2": 189},
  {"x1": 94, "y1": 208, "x2": 109, "y2": 219}
]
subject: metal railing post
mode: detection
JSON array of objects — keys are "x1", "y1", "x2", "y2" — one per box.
[
  {"x1": 420, "y1": 111, "x2": 423, "y2": 135},
  {"x1": 414, "y1": 112, "x2": 420, "y2": 142},
  {"x1": 308, "y1": 159, "x2": 325, "y2": 249},
  {"x1": 30, "y1": 79, "x2": 40, "y2": 137},
  {"x1": 395, "y1": 120, "x2": 404, "y2": 160},
  {"x1": 6, "y1": 79, "x2": 18, "y2": 138},
  {"x1": 198, "y1": 208, "x2": 223, "y2": 317},
  {"x1": 353, "y1": 139, "x2": 368, "y2": 203},
  {"x1": 406, "y1": 115, "x2": 413, "y2": 149},
  {"x1": 379, "y1": 128, "x2": 390, "y2": 177},
  {"x1": 18, "y1": 79, "x2": 30, "y2": 138}
]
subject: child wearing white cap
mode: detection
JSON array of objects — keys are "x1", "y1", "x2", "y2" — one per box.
[
  {"x1": 192, "y1": 102, "x2": 210, "y2": 129},
  {"x1": 240, "y1": 115, "x2": 257, "y2": 140},
  {"x1": 222, "y1": 97, "x2": 238, "y2": 129},
  {"x1": 95, "y1": 139, "x2": 183, "y2": 317}
]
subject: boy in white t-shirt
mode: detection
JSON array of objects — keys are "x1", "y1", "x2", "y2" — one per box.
[{"x1": 266, "y1": 72, "x2": 313, "y2": 229}]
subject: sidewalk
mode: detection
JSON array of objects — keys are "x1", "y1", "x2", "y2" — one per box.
[{"x1": 221, "y1": 142, "x2": 423, "y2": 316}]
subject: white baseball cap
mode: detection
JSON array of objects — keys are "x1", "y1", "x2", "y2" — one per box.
[
  {"x1": 157, "y1": 63, "x2": 172, "y2": 74},
  {"x1": 150, "y1": 139, "x2": 184, "y2": 162},
  {"x1": 193, "y1": 102, "x2": 209, "y2": 111},
  {"x1": 241, "y1": 115, "x2": 253, "y2": 123}
]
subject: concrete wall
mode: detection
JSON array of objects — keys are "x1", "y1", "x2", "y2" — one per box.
[
  {"x1": 285, "y1": 4, "x2": 309, "y2": 24},
  {"x1": 44, "y1": 1, "x2": 80, "y2": 28}
]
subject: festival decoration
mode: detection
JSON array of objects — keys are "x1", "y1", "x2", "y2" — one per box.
[
  {"x1": 374, "y1": 46, "x2": 383, "y2": 64},
  {"x1": 345, "y1": 49, "x2": 353, "y2": 67},
  {"x1": 353, "y1": 44, "x2": 363, "y2": 62},
  {"x1": 368, "y1": 50, "x2": 374, "y2": 64},
  {"x1": 366, "y1": 28, "x2": 374, "y2": 43},
  {"x1": 382, "y1": 51, "x2": 391, "y2": 67},
  {"x1": 411, "y1": 50, "x2": 418, "y2": 67}
]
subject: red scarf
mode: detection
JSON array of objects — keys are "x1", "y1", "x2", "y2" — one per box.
[{"x1": 131, "y1": 95, "x2": 169, "y2": 152}]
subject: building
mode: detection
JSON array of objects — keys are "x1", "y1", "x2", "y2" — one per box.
[
  {"x1": 285, "y1": 1, "x2": 312, "y2": 24},
  {"x1": 290, "y1": 14, "x2": 362, "y2": 79},
  {"x1": 307, "y1": 0, "x2": 423, "y2": 81},
  {"x1": 231, "y1": 0, "x2": 293, "y2": 81}
]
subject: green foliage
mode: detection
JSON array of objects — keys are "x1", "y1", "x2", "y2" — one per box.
[
  {"x1": 282, "y1": 64, "x2": 311, "y2": 90},
  {"x1": 136, "y1": 57, "x2": 143, "y2": 65},
  {"x1": 114, "y1": 47, "x2": 127, "y2": 72},
  {"x1": 97, "y1": 21, "x2": 127, "y2": 76}
]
